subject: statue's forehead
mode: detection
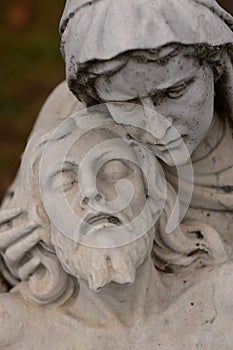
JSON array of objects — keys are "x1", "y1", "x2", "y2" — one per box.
[
  {"x1": 88, "y1": 46, "x2": 178, "y2": 75},
  {"x1": 44, "y1": 127, "x2": 133, "y2": 169}
]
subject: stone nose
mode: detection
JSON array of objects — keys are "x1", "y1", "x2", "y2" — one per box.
[
  {"x1": 139, "y1": 97, "x2": 172, "y2": 140},
  {"x1": 81, "y1": 193, "x2": 103, "y2": 208},
  {"x1": 78, "y1": 168, "x2": 106, "y2": 210},
  {"x1": 81, "y1": 186, "x2": 98, "y2": 201}
]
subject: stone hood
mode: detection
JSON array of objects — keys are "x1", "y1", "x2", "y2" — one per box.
[{"x1": 60, "y1": 0, "x2": 233, "y2": 64}]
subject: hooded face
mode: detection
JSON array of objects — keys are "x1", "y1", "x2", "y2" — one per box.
[
  {"x1": 93, "y1": 53, "x2": 215, "y2": 166},
  {"x1": 60, "y1": 0, "x2": 233, "y2": 65},
  {"x1": 60, "y1": 0, "x2": 233, "y2": 165}
]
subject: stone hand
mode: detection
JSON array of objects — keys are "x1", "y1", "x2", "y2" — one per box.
[{"x1": 0, "y1": 208, "x2": 42, "y2": 281}]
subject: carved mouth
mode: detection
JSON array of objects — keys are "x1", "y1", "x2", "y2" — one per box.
[
  {"x1": 80, "y1": 212, "x2": 128, "y2": 236},
  {"x1": 87, "y1": 214, "x2": 122, "y2": 226}
]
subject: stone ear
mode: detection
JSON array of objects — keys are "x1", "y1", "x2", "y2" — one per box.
[{"x1": 27, "y1": 247, "x2": 74, "y2": 305}]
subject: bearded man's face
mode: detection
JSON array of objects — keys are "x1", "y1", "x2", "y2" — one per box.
[{"x1": 42, "y1": 128, "x2": 163, "y2": 290}]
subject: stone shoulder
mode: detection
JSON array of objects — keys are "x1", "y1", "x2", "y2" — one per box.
[
  {"x1": 0, "y1": 289, "x2": 55, "y2": 347},
  {"x1": 213, "y1": 260, "x2": 233, "y2": 311},
  {"x1": 0, "y1": 291, "x2": 27, "y2": 348},
  {"x1": 210, "y1": 261, "x2": 233, "y2": 347},
  {"x1": 0, "y1": 289, "x2": 83, "y2": 349},
  {"x1": 31, "y1": 80, "x2": 85, "y2": 132}
]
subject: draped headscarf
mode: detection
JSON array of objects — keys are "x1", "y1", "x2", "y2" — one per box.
[
  {"x1": 60, "y1": 0, "x2": 233, "y2": 116},
  {"x1": 60, "y1": 0, "x2": 233, "y2": 63}
]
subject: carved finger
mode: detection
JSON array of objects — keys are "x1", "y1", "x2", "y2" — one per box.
[
  {"x1": 4, "y1": 230, "x2": 41, "y2": 263},
  {"x1": 0, "y1": 207, "x2": 24, "y2": 225},
  {"x1": 18, "y1": 256, "x2": 41, "y2": 281},
  {"x1": 0, "y1": 222, "x2": 38, "y2": 250}
]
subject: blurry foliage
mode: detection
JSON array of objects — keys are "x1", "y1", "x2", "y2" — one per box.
[
  {"x1": 0, "y1": 0, "x2": 232, "y2": 202},
  {"x1": 0, "y1": 1, "x2": 65, "y2": 201}
]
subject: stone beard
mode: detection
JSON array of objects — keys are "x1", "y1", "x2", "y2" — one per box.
[{"x1": 51, "y1": 227, "x2": 154, "y2": 291}]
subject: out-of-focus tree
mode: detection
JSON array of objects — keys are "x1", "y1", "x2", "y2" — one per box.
[
  {"x1": 0, "y1": 1, "x2": 65, "y2": 202},
  {"x1": 6, "y1": 0, "x2": 31, "y2": 29}
]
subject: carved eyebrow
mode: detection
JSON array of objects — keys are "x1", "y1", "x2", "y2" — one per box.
[
  {"x1": 169, "y1": 77, "x2": 195, "y2": 88},
  {"x1": 48, "y1": 161, "x2": 78, "y2": 180},
  {"x1": 88, "y1": 59, "x2": 128, "y2": 77},
  {"x1": 148, "y1": 76, "x2": 195, "y2": 96},
  {"x1": 56, "y1": 130, "x2": 73, "y2": 142},
  {"x1": 131, "y1": 47, "x2": 179, "y2": 64}
]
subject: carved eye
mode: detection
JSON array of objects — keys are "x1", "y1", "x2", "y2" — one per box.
[
  {"x1": 99, "y1": 160, "x2": 133, "y2": 182},
  {"x1": 49, "y1": 169, "x2": 77, "y2": 192},
  {"x1": 167, "y1": 84, "x2": 188, "y2": 99},
  {"x1": 62, "y1": 171, "x2": 78, "y2": 191},
  {"x1": 167, "y1": 78, "x2": 194, "y2": 99}
]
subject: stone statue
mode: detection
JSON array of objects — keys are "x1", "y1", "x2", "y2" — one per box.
[
  {"x1": 0, "y1": 109, "x2": 231, "y2": 349},
  {"x1": 58, "y1": 0, "x2": 233, "y2": 260},
  {"x1": 1, "y1": 0, "x2": 233, "y2": 348}
]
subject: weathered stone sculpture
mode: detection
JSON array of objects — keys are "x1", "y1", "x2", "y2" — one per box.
[
  {"x1": 0, "y1": 0, "x2": 233, "y2": 349},
  {"x1": 59, "y1": 0, "x2": 233, "y2": 260}
]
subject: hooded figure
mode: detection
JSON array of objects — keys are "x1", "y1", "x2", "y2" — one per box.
[
  {"x1": 60, "y1": 0, "x2": 233, "y2": 62},
  {"x1": 60, "y1": 0, "x2": 233, "y2": 116},
  {"x1": 1, "y1": 0, "x2": 233, "y2": 290},
  {"x1": 59, "y1": 0, "x2": 233, "y2": 254}
]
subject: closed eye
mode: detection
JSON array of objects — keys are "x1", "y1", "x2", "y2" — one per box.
[
  {"x1": 148, "y1": 77, "x2": 195, "y2": 103},
  {"x1": 48, "y1": 168, "x2": 78, "y2": 192},
  {"x1": 62, "y1": 170, "x2": 78, "y2": 191},
  {"x1": 98, "y1": 160, "x2": 134, "y2": 182},
  {"x1": 166, "y1": 78, "x2": 195, "y2": 99}
]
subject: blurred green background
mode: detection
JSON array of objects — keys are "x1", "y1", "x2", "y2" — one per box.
[
  {"x1": 0, "y1": 0, "x2": 232, "y2": 202},
  {"x1": 0, "y1": 0, "x2": 65, "y2": 201}
]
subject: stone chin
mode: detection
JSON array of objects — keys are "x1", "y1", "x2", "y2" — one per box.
[{"x1": 51, "y1": 225, "x2": 154, "y2": 291}]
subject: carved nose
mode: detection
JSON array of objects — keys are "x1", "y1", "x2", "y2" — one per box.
[
  {"x1": 139, "y1": 97, "x2": 171, "y2": 140},
  {"x1": 81, "y1": 193, "x2": 103, "y2": 208},
  {"x1": 81, "y1": 197, "x2": 89, "y2": 207},
  {"x1": 81, "y1": 182, "x2": 98, "y2": 199}
]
